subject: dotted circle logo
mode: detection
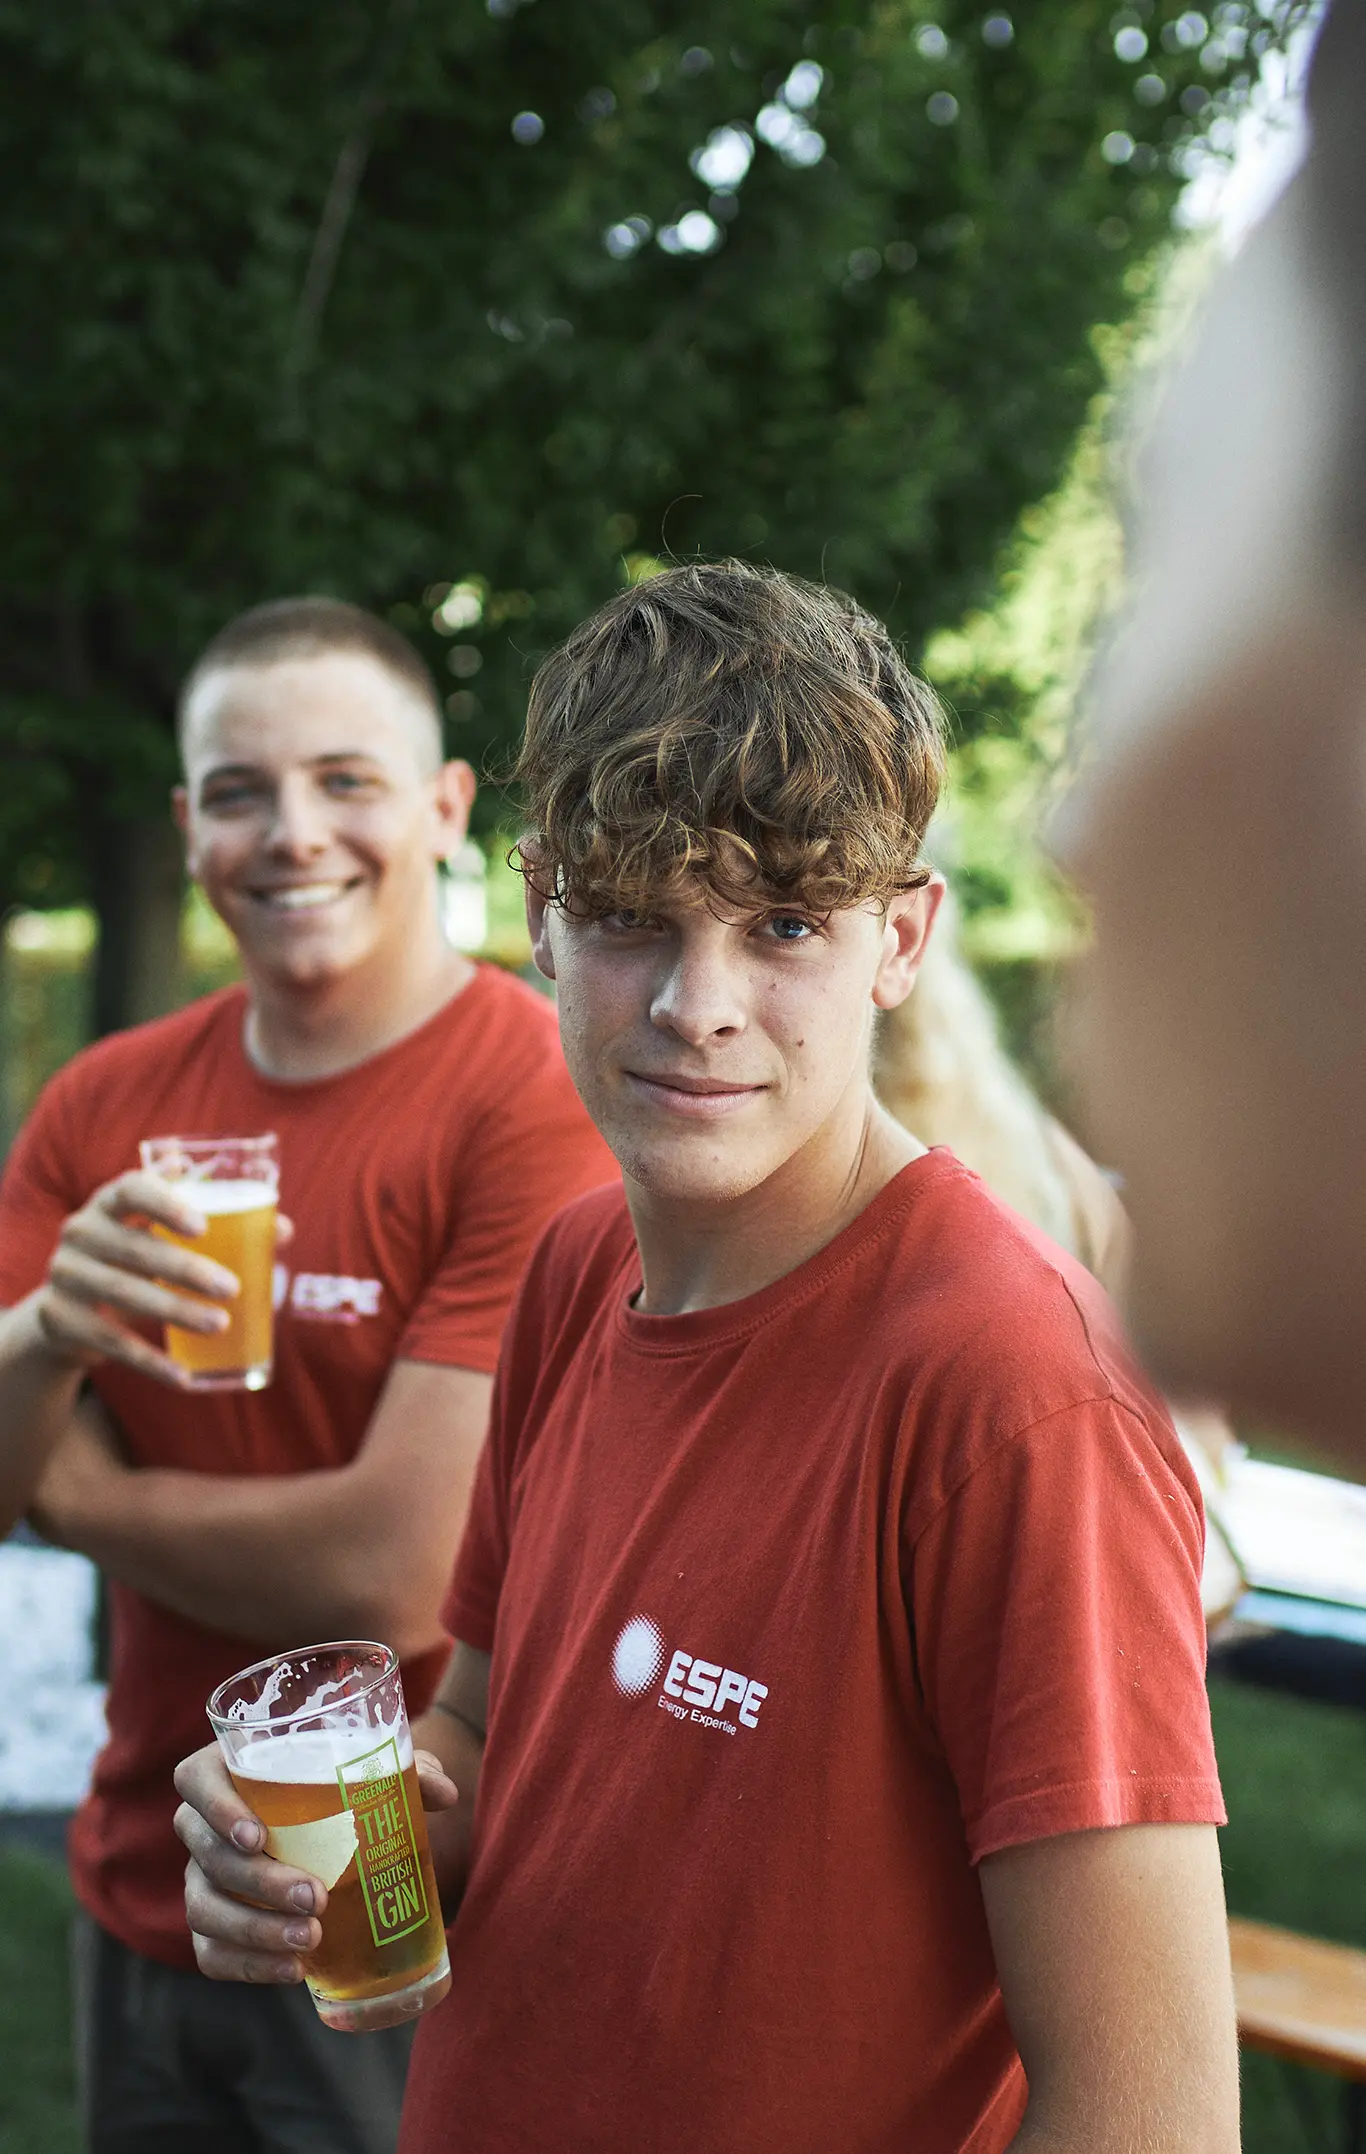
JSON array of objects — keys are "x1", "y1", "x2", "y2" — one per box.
[{"x1": 612, "y1": 1615, "x2": 665, "y2": 1698}]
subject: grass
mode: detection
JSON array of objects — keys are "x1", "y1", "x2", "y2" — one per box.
[
  {"x1": 0, "y1": 1843, "x2": 79, "y2": 2153},
  {"x1": 0, "y1": 1679, "x2": 1361, "y2": 2148},
  {"x1": 1212, "y1": 1676, "x2": 1366, "y2": 2154}
]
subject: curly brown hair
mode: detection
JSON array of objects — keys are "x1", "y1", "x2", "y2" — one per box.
[{"x1": 514, "y1": 560, "x2": 945, "y2": 917}]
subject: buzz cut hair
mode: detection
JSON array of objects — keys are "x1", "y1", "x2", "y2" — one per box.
[
  {"x1": 178, "y1": 597, "x2": 444, "y2": 770},
  {"x1": 514, "y1": 559, "x2": 946, "y2": 919}
]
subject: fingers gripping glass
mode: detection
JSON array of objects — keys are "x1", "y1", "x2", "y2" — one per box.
[
  {"x1": 208, "y1": 1642, "x2": 451, "y2": 2034},
  {"x1": 140, "y1": 1134, "x2": 278, "y2": 1391}
]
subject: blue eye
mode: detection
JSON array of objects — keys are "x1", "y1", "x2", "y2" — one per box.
[
  {"x1": 322, "y1": 769, "x2": 381, "y2": 795},
  {"x1": 201, "y1": 783, "x2": 262, "y2": 812},
  {"x1": 767, "y1": 914, "x2": 814, "y2": 941}
]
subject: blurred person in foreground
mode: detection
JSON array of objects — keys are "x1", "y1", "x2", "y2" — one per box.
[
  {"x1": 176, "y1": 564, "x2": 1237, "y2": 2154},
  {"x1": 1053, "y1": 0, "x2": 1366, "y2": 1462},
  {"x1": 0, "y1": 598, "x2": 611, "y2": 2153}
]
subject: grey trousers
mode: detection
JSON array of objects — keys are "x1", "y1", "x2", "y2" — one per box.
[{"x1": 72, "y1": 1913, "x2": 413, "y2": 2154}]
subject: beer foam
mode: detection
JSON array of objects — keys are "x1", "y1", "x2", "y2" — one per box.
[
  {"x1": 228, "y1": 1663, "x2": 404, "y2": 1740},
  {"x1": 266, "y1": 1809, "x2": 359, "y2": 1892},
  {"x1": 230, "y1": 1725, "x2": 415, "y2": 1782},
  {"x1": 181, "y1": 1179, "x2": 276, "y2": 1216}
]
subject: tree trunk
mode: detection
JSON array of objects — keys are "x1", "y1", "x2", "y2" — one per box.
[
  {"x1": 82, "y1": 811, "x2": 185, "y2": 1680},
  {"x1": 87, "y1": 812, "x2": 185, "y2": 1038}
]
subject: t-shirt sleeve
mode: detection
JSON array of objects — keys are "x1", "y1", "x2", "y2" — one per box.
[
  {"x1": 437, "y1": 1190, "x2": 620, "y2": 1654},
  {"x1": 0, "y1": 1068, "x2": 86, "y2": 1305},
  {"x1": 398, "y1": 1040, "x2": 613, "y2": 1375},
  {"x1": 908, "y1": 1397, "x2": 1225, "y2": 1863},
  {"x1": 440, "y1": 1408, "x2": 508, "y2": 1655}
]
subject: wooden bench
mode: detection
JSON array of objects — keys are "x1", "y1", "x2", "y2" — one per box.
[{"x1": 1230, "y1": 1917, "x2": 1366, "y2": 2152}]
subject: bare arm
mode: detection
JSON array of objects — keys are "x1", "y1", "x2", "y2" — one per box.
[
  {"x1": 980, "y1": 1823, "x2": 1239, "y2": 2154},
  {"x1": 31, "y1": 1360, "x2": 493, "y2": 1660},
  {"x1": 175, "y1": 1641, "x2": 489, "y2": 1983},
  {"x1": 414, "y1": 1637, "x2": 489, "y2": 1910},
  {"x1": 0, "y1": 1300, "x2": 88, "y2": 1539},
  {"x1": 0, "y1": 1169, "x2": 241, "y2": 1537}
]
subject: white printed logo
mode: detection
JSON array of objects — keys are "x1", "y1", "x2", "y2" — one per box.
[
  {"x1": 612, "y1": 1615, "x2": 769, "y2": 1735},
  {"x1": 612, "y1": 1616, "x2": 665, "y2": 1697},
  {"x1": 273, "y1": 1270, "x2": 383, "y2": 1324}
]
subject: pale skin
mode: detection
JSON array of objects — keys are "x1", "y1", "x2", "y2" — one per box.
[
  {"x1": 0, "y1": 649, "x2": 491, "y2": 1655},
  {"x1": 1047, "y1": 168, "x2": 1366, "y2": 1461},
  {"x1": 175, "y1": 870, "x2": 1238, "y2": 2151}
]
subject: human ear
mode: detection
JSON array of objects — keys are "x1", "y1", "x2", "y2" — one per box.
[
  {"x1": 171, "y1": 787, "x2": 197, "y2": 879},
  {"x1": 433, "y1": 760, "x2": 477, "y2": 858},
  {"x1": 520, "y1": 845, "x2": 558, "y2": 982},
  {"x1": 872, "y1": 876, "x2": 945, "y2": 1011}
]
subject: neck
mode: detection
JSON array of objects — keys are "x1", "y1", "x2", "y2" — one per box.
[
  {"x1": 628, "y1": 1097, "x2": 925, "y2": 1316},
  {"x1": 242, "y1": 919, "x2": 474, "y2": 1082}
]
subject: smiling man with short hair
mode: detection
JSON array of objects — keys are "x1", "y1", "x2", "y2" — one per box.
[
  {"x1": 0, "y1": 597, "x2": 612, "y2": 2153},
  {"x1": 175, "y1": 564, "x2": 1238, "y2": 2154}
]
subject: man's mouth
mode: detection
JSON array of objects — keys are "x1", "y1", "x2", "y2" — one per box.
[
  {"x1": 637, "y1": 1074, "x2": 758, "y2": 1094},
  {"x1": 249, "y1": 880, "x2": 360, "y2": 912},
  {"x1": 624, "y1": 1071, "x2": 767, "y2": 1115}
]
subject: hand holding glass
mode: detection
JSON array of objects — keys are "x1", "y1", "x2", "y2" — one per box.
[
  {"x1": 207, "y1": 1642, "x2": 451, "y2": 2034},
  {"x1": 139, "y1": 1135, "x2": 278, "y2": 1390}
]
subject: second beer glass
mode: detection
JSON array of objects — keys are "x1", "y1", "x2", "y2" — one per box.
[
  {"x1": 140, "y1": 1133, "x2": 278, "y2": 1390},
  {"x1": 207, "y1": 1641, "x2": 451, "y2": 2033}
]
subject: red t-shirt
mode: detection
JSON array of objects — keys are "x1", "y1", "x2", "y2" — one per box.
[
  {"x1": 401, "y1": 1153, "x2": 1223, "y2": 2154},
  {"x1": 0, "y1": 967, "x2": 614, "y2": 1969}
]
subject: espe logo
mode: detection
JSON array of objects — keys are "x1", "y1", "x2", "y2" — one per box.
[
  {"x1": 661, "y1": 1649, "x2": 767, "y2": 1731},
  {"x1": 272, "y1": 1268, "x2": 383, "y2": 1323},
  {"x1": 610, "y1": 1616, "x2": 768, "y2": 1734}
]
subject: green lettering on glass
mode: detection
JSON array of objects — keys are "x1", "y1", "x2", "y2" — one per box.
[{"x1": 336, "y1": 1737, "x2": 430, "y2": 1948}]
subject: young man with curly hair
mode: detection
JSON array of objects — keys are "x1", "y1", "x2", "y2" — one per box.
[{"x1": 174, "y1": 563, "x2": 1238, "y2": 2154}]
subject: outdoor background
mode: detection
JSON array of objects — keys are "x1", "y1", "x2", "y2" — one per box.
[{"x1": 2, "y1": 4, "x2": 1359, "y2": 2150}]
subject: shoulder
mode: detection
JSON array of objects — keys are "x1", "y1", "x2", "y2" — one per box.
[
  {"x1": 878, "y1": 1148, "x2": 1166, "y2": 1450},
  {"x1": 422, "y1": 967, "x2": 574, "y2": 1113},
  {"x1": 517, "y1": 1182, "x2": 635, "y2": 1310},
  {"x1": 873, "y1": 1157, "x2": 1200, "y2": 1556},
  {"x1": 0, "y1": 991, "x2": 247, "y2": 1280},
  {"x1": 449, "y1": 964, "x2": 561, "y2": 1057},
  {"x1": 20, "y1": 987, "x2": 245, "y2": 1125},
  {"x1": 485, "y1": 1183, "x2": 633, "y2": 1456},
  {"x1": 497, "y1": 1183, "x2": 633, "y2": 1363}
]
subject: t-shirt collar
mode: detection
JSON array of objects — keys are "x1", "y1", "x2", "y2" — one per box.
[{"x1": 614, "y1": 1148, "x2": 959, "y2": 1358}]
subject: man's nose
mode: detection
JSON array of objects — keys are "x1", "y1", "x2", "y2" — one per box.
[
  {"x1": 265, "y1": 774, "x2": 330, "y2": 856},
  {"x1": 649, "y1": 945, "x2": 746, "y2": 1045}
]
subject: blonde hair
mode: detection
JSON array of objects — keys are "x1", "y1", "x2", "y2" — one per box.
[
  {"x1": 180, "y1": 597, "x2": 443, "y2": 770},
  {"x1": 875, "y1": 893, "x2": 1131, "y2": 1294}
]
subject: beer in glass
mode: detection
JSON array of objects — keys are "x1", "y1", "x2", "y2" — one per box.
[
  {"x1": 140, "y1": 1134, "x2": 278, "y2": 1390},
  {"x1": 207, "y1": 1641, "x2": 450, "y2": 2034}
]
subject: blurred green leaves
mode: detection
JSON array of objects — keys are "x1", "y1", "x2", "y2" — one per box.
[{"x1": 0, "y1": 0, "x2": 1314, "y2": 921}]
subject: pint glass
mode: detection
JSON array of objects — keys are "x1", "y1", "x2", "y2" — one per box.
[
  {"x1": 140, "y1": 1134, "x2": 278, "y2": 1390},
  {"x1": 207, "y1": 1641, "x2": 451, "y2": 2034}
]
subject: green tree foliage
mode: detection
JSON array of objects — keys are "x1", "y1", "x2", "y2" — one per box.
[{"x1": 0, "y1": 0, "x2": 1312, "y2": 1022}]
